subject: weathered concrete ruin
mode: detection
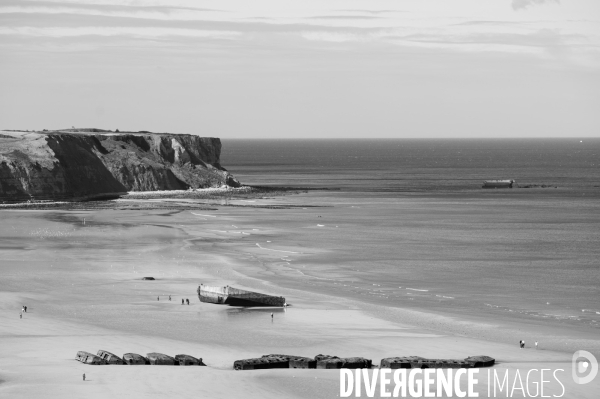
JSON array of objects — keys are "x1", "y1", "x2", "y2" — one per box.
[
  {"x1": 123, "y1": 353, "x2": 149, "y2": 365},
  {"x1": 97, "y1": 350, "x2": 124, "y2": 365},
  {"x1": 289, "y1": 357, "x2": 317, "y2": 369},
  {"x1": 76, "y1": 351, "x2": 106, "y2": 365},
  {"x1": 198, "y1": 284, "x2": 285, "y2": 307},
  {"x1": 233, "y1": 354, "x2": 371, "y2": 370},
  {"x1": 379, "y1": 355, "x2": 495, "y2": 369},
  {"x1": 315, "y1": 354, "x2": 372, "y2": 370},
  {"x1": 175, "y1": 354, "x2": 206, "y2": 366},
  {"x1": 234, "y1": 355, "x2": 293, "y2": 370},
  {"x1": 464, "y1": 356, "x2": 495, "y2": 368},
  {"x1": 77, "y1": 350, "x2": 206, "y2": 366},
  {"x1": 147, "y1": 352, "x2": 176, "y2": 365},
  {"x1": 76, "y1": 350, "x2": 495, "y2": 371}
]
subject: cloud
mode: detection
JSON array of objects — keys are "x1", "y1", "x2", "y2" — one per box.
[
  {"x1": 512, "y1": 0, "x2": 560, "y2": 11},
  {"x1": 308, "y1": 16, "x2": 381, "y2": 20},
  {"x1": 299, "y1": 26, "x2": 594, "y2": 61},
  {"x1": 0, "y1": 26, "x2": 240, "y2": 39},
  {"x1": 0, "y1": 5, "x2": 226, "y2": 21}
]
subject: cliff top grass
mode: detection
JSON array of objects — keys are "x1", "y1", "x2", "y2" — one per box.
[{"x1": 1, "y1": 128, "x2": 210, "y2": 137}]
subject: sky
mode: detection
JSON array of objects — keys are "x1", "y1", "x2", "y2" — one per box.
[{"x1": 1, "y1": 0, "x2": 599, "y2": 138}]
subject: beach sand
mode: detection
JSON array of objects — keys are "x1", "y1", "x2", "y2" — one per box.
[{"x1": 1, "y1": 192, "x2": 598, "y2": 398}]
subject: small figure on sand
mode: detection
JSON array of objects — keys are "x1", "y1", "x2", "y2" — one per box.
[
  {"x1": 83, "y1": 373, "x2": 86, "y2": 381},
  {"x1": 519, "y1": 340, "x2": 522, "y2": 349},
  {"x1": 271, "y1": 312, "x2": 274, "y2": 319},
  {"x1": 169, "y1": 295, "x2": 171, "y2": 301},
  {"x1": 24, "y1": 305, "x2": 27, "y2": 312},
  {"x1": 535, "y1": 341, "x2": 538, "y2": 350},
  {"x1": 181, "y1": 299, "x2": 184, "y2": 305},
  {"x1": 157, "y1": 296, "x2": 159, "y2": 301},
  {"x1": 186, "y1": 299, "x2": 190, "y2": 305},
  {"x1": 20, "y1": 312, "x2": 22, "y2": 319}
]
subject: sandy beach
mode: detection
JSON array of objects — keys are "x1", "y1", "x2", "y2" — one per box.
[{"x1": 1, "y1": 191, "x2": 598, "y2": 398}]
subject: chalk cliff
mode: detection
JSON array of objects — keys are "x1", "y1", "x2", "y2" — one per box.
[{"x1": 0, "y1": 129, "x2": 240, "y2": 202}]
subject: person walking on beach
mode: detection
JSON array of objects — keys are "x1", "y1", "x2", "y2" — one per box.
[
  {"x1": 186, "y1": 298, "x2": 189, "y2": 305},
  {"x1": 24, "y1": 305, "x2": 27, "y2": 312},
  {"x1": 20, "y1": 312, "x2": 22, "y2": 319},
  {"x1": 83, "y1": 373, "x2": 86, "y2": 381},
  {"x1": 519, "y1": 340, "x2": 522, "y2": 349},
  {"x1": 182, "y1": 299, "x2": 184, "y2": 305},
  {"x1": 535, "y1": 341, "x2": 538, "y2": 350},
  {"x1": 169, "y1": 295, "x2": 171, "y2": 301},
  {"x1": 271, "y1": 312, "x2": 273, "y2": 320},
  {"x1": 157, "y1": 296, "x2": 159, "y2": 301}
]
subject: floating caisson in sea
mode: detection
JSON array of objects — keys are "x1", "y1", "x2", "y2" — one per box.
[
  {"x1": 482, "y1": 180, "x2": 515, "y2": 188},
  {"x1": 197, "y1": 284, "x2": 286, "y2": 307}
]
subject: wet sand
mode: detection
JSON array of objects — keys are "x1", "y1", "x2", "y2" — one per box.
[{"x1": 0, "y1": 191, "x2": 598, "y2": 398}]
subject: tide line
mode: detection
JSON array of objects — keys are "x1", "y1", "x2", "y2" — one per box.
[
  {"x1": 255, "y1": 243, "x2": 300, "y2": 254},
  {"x1": 191, "y1": 213, "x2": 217, "y2": 217}
]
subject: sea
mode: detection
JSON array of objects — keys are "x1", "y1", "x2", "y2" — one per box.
[
  {"x1": 221, "y1": 138, "x2": 600, "y2": 193},
  {"x1": 221, "y1": 139, "x2": 600, "y2": 350}
]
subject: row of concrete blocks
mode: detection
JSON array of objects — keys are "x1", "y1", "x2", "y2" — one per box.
[
  {"x1": 233, "y1": 354, "x2": 495, "y2": 371},
  {"x1": 76, "y1": 350, "x2": 206, "y2": 366},
  {"x1": 234, "y1": 354, "x2": 373, "y2": 370}
]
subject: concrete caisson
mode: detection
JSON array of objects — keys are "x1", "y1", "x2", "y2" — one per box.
[
  {"x1": 76, "y1": 351, "x2": 106, "y2": 365},
  {"x1": 97, "y1": 350, "x2": 124, "y2": 365},
  {"x1": 123, "y1": 353, "x2": 149, "y2": 365},
  {"x1": 147, "y1": 353, "x2": 176, "y2": 365},
  {"x1": 174, "y1": 354, "x2": 206, "y2": 366}
]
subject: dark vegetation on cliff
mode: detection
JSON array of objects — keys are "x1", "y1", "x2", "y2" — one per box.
[{"x1": 0, "y1": 129, "x2": 240, "y2": 203}]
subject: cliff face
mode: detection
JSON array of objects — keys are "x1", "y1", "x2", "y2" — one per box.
[{"x1": 0, "y1": 130, "x2": 240, "y2": 202}]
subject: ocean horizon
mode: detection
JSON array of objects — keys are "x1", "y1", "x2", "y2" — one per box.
[{"x1": 222, "y1": 138, "x2": 600, "y2": 193}]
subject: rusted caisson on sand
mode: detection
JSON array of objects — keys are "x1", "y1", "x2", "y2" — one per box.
[{"x1": 197, "y1": 284, "x2": 286, "y2": 307}]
